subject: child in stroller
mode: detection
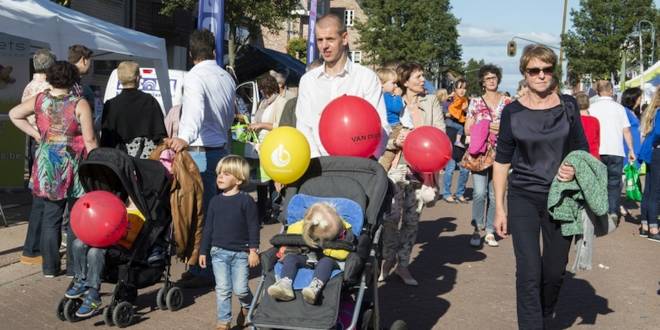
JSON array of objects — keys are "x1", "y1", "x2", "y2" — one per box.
[{"x1": 267, "y1": 202, "x2": 355, "y2": 304}]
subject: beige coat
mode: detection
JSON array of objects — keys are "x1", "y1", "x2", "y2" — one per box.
[{"x1": 415, "y1": 93, "x2": 446, "y2": 131}]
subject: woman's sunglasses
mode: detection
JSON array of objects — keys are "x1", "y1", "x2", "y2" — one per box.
[{"x1": 526, "y1": 66, "x2": 554, "y2": 77}]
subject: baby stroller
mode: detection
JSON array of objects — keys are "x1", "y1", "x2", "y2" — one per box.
[
  {"x1": 56, "y1": 148, "x2": 183, "y2": 327},
  {"x1": 247, "y1": 156, "x2": 406, "y2": 330}
]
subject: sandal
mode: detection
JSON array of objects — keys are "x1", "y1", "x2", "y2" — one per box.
[
  {"x1": 457, "y1": 196, "x2": 468, "y2": 203},
  {"x1": 443, "y1": 196, "x2": 456, "y2": 203}
]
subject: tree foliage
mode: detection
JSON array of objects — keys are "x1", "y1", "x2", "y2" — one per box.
[
  {"x1": 354, "y1": 0, "x2": 462, "y2": 80},
  {"x1": 563, "y1": 0, "x2": 658, "y2": 81},
  {"x1": 463, "y1": 58, "x2": 486, "y2": 97},
  {"x1": 287, "y1": 37, "x2": 307, "y2": 63}
]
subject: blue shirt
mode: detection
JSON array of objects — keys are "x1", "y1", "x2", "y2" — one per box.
[
  {"x1": 638, "y1": 110, "x2": 660, "y2": 164},
  {"x1": 200, "y1": 192, "x2": 260, "y2": 255},
  {"x1": 624, "y1": 107, "x2": 641, "y2": 167},
  {"x1": 384, "y1": 92, "x2": 404, "y2": 125}
]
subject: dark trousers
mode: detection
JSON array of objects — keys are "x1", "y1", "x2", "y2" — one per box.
[
  {"x1": 23, "y1": 196, "x2": 44, "y2": 257},
  {"x1": 641, "y1": 149, "x2": 660, "y2": 227},
  {"x1": 281, "y1": 254, "x2": 337, "y2": 284},
  {"x1": 257, "y1": 182, "x2": 277, "y2": 223},
  {"x1": 41, "y1": 199, "x2": 66, "y2": 275},
  {"x1": 508, "y1": 187, "x2": 573, "y2": 330},
  {"x1": 600, "y1": 155, "x2": 624, "y2": 214}
]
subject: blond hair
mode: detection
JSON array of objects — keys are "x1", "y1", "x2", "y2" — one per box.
[
  {"x1": 595, "y1": 80, "x2": 613, "y2": 96},
  {"x1": 215, "y1": 155, "x2": 250, "y2": 186},
  {"x1": 302, "y1": 202, "x2": 342, "y2": 248},
  {"x1": 436, "y1": 88, "x2": 449, "y2": 103},
  {"x1": 519, "y1": 44, "x2": 557, "y2": 75},
  {"x1": 640, "y1": 87, "x2": 660, "y2": 137},
  {"x1": 117, "y1": 61, "x2": 140, "y2": 86},
  {"x1": 376, "y1": 68, "x2": 397, "y2": 84}
]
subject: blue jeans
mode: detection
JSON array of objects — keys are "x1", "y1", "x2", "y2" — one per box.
[
  {"x1": 471, "y1": 169, "x2": 495, "y2": 234},
  {"x1": 446, "y1": 118, "x2": 464, "y2": 137},
  {"x1": 600, "y1": 155, "x2": 624, "y2": 214},
  {"x1": 442, "y1": 159, "x2": 469, "y2": 199},
  {"x1": 189, "y1": 148, "x2": 228, "y2": 279},
  {"x1": 210, "y1": 247, "x2": 253, "y2": 322},
  {"x1": 41, "y1": 199, "x2": 67, "y2": 275},
  {"x1": 641, "y1": 149, "x2": 660, "y2": 228},
  {"x1": 23, "y1": 196, "x2": 44, "y2": 257},
  {"x1": 71, "y1": 239, "x2": 106, "y2": 290}
]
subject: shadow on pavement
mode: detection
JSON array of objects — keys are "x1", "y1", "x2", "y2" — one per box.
[
  {"x1": 379, "y1": 216, "x2": 487, "y2": 329},
  {"x1": 550, "y1": 272, "x2": 614, "y2": 329}
]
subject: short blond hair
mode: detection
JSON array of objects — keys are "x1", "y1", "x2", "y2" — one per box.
[
  {"x1": 376, "y1": 68, "x2": 397, "y2": 84},
  {"x1": 302, "y1": 202, "x2": 343, "y2": 248},
  {"x1": 436, "y1": 88, "x2": 449, "y2": 103},
  {"x1": 519, "y1": 44, "x2": 557, "y2": 75},
  {"x1": 117, "y1": 61, "x2": 140, "y2": 86},
  {"x1": 215, "y1": 155, "x2": 250, "y2": 186}
]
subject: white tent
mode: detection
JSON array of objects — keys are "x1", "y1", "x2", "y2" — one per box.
[{"x1": 0, "y1": 0, "x2": 172, "y2": 110}]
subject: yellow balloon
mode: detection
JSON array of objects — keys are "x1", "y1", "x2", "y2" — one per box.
[{"x1": 259, "y1": 127, "x2": 311, "y2": 184}]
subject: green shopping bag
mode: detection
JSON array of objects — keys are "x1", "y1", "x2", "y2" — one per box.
[
  {"x1": 624, "y1": 164, "x2": 642, "y2": 201},
  {"x1": 231, "y1": 123, "x2": 260, "y2": 159}
]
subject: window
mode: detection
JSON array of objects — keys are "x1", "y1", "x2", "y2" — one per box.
[
  {"x1": 349, "y1": 51, "x2": 362, "y2": 64},
  {"x1": 344, "y1": 10, "x2": 354, "y2": 27}
]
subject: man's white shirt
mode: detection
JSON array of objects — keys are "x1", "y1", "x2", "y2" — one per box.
[
  {"x1": 588, "y1": 96, "x2": 630, "y2": 157},
  {"x1": 295, "y1": 60, "x2": 391, "y2": 158}
]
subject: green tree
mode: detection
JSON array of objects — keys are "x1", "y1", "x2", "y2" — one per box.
[
  {"x1": 160, "y1": 0, "x2": 300, "y2": 67},
  {"x1": 563, "y1": 0, "x2": 657, "y2": 81},
  {"x1": 463, "y1": 58, "x2": 485, "y2": 97},
  {"x1": 287, "y1": 37, "x2": 307, "y2": 63},
  {"x1": 355, "y1": 0, "x2": 462, "y2": 81}
]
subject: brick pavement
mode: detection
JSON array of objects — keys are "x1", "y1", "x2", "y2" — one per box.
[{"x1": 0, "y1": 192, "x2": 659, "y2": 329}]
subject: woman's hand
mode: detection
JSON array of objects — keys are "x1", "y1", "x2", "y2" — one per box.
[
  {"x1": 556, "y1": 163, "x2": 575, "y2": 182},
  {"x1": 248, "y1": 123, "x2": 263, "y2": 131},
  {"x1": 248, "y1": 250, "x2": 260, "y2": 268},
  {"x1": 395, "y1": 129, "x2": 410, "y2": 147},
  {"x1": 198, "y1": 255, "x2": 207, "y2": 269},
  {"x1": 494, "y1": 208, "x2": 508, "y2": 238}
]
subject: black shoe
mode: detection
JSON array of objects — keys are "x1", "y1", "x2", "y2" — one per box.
[
  {"x1": 639, "y1": 227, "x2": 649, "y2": 237},
  {"x1": 647, "y1": 232, "x2": 660, "y2": 242}
]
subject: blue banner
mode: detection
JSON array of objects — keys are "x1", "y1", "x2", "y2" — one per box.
[
  {"x1": 306, "y1": 0, "x2": 318, "y2": 66},
  {"x1": 197, "y1": 0, "x2": 225, "y2": 66}
]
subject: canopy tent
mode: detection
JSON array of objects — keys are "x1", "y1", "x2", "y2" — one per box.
[
  {"x1": 234, "y1": 45, "x2": 306, "y2": 85},
  {"x1": 625, "y1": 60, "x2": 660, "y2": 89},
  {"x1": 0, "y1": 0, "x2": 172, "y2": 110}
]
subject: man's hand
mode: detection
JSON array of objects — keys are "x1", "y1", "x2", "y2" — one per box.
[
  {"x1": 556, "y1": 163, "x2": 575, "y2": 182},
  {"x1": 248, "y1": 250, "x2": 260, "y2": 268},
  {"x1": 628, "y1": 150, "x2": 636, "y2": 163},
  {"x1": 199, "y1": 255, "x2": 207, "y2": 269},
  {"x1": 494, "y1": 208, "x2": 508, "y2": 238},
  {"x1": 166, "y1": 137, "x2": 189, "y2": 152}
]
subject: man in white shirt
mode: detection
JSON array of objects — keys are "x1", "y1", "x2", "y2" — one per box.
[
  {"x1": 295, "y1": 14, "x2": 390, "y2": 158},
  {"x1": 588, "y1": 80, "x2": 635, "y2": 220},
  {"x1": 169, "y1": 29, "x2": 235, "y2": 288}
]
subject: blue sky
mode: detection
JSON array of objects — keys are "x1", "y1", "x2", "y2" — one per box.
[{"x1": 451, "y1": 0, "x2": 660, "y2": 94}]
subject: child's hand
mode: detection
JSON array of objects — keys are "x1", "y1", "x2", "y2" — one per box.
[
  {"x1": 199, "y1": 255, "x2": 207, "y2": 269},
  {"x1": 248, "y1": 250, "x2": 260, "y2": 268}
]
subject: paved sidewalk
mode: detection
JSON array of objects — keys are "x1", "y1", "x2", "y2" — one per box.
[{"x1": 0, "y1": 191, "x2": 658, "y2": 329}]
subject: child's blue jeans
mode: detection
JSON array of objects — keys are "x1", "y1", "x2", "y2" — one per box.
[
  {"x1": 71, "y1": 238, "x2": 106, "y2": 290},
  {"x1": 210, "y1": 247, "x2": 253, "y2": 323},
  {"x1": 446, "y1": 118, "x2": 464, "y2": 136},
  {"x1": 280, "y1": 254, "x2": 337, "y2": 284}
]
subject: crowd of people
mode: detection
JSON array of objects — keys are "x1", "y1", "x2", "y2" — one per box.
[{"x1": 6, "y1": 11, "x2": 660, "y2": 330}]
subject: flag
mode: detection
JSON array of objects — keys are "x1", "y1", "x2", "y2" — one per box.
[
  {"x1": 197, "y1": 0, "x2": 225, "y2": 66},
  {"x1": 306, "y1": 0, "x2": 318, "y2": 66}
]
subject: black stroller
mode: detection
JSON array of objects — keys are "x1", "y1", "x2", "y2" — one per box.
[
  {"x1": 247, "y1": 156, "x2": 406, "y2": 330},
  {"x1": 56, "y1": 148, "x2": 183, "y2": 327}
]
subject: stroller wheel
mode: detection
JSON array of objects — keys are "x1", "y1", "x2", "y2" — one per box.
[
  {"x1": 165, "y1": 286, "x2": 184, "y2": 311},
  {"x1": 360, "y1": 308, "x2": 374, "y2": 330},
  {"x1": 156, "y1": 286, "x2": 168, "y2": 310},
  {"x1": 112, "y1": 301, "x2": 134, "y2": 328},
  {"x1": 56, "y1": 297, "x2": 68, "y2": 321},
  {"x1": 103, "y1": 305, "x2": 114, "y2": 326},
  {"x1": 63, "y1": 298, "x2": 82, "y2": 322},
  {"x1": 389, "y1": 320, "x2": 408, "y2": 330}
]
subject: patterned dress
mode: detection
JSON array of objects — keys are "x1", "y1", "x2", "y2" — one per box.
[{"x1": 30, "y1": 91, "x2": 86, "y2": 201}]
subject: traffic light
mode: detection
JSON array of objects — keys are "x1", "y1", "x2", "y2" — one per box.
[{"x1": 507, "y1": 40, "x2": 517, "y2": 57}]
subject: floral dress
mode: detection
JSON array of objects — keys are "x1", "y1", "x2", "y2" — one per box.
[{"x1": 30, "y1": 91, "x2": 86, "y2": 201}]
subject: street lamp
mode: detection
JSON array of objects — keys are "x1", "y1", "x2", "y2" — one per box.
[{"x1": 639, "y1": 19, "x2": 655, "y2": 65}]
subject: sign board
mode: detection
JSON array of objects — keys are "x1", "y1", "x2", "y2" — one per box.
[{"x1": 103, "y1": 68, "x2": 185, "y2": 113}]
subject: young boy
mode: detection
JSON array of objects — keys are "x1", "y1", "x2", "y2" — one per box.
[
  {"x1": 376, "y1": 68, "x2": 413, "y2": 171},
  {"x1": 199, "y1": 155, "x2": 260, "y2": 330}
]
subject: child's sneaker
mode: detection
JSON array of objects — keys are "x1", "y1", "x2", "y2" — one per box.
[
  {"x1": 75, "y1": 288, "x2": 102, "y2": 318},
  {"x1": 302, "y1": 278, "x2": 324, "y2": 304},
  {"x1": 267, "y1": 277, "x2": 294, "y2": 301},
  {"x1": 454, "y1": 140, "x2": 466, "y2": 148},
  {"x1": 65, "y1": 280, "x2": 87, "y2": 299}
]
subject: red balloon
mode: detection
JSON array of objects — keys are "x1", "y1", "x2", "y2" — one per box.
[
  {"x1": 403, "y1": 126, "x2": 452, "y2": 173},
  {"x1": 71, "y1": 191, "x2": 128, "y2": 248},
  {"x1": 319, "y1": 95, "x2": 382, "y2": 157}
]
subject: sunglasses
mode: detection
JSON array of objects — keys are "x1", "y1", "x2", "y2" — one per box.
[{"x1": 526, "y1": 66, "x2": 554, "y2": 76}]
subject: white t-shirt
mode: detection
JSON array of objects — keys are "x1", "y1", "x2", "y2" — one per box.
[{"x1": 588, "y1": 96, "x2": 630, "y2": 157}]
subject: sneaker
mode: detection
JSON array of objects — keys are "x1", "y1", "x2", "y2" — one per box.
[
  {"x1": 454, "y1": 140, "x2": 466, "y2": 148},
  {"x1": 65, "y1": 281, "x2": 87, "y2": 299},
  {"x1": 267, "y1": 277, "x2": 294, "y2": 301},
  {"x1": 236, "y1": 307, "x2": 249, "y2": 328},
  {"x1": 19, "y1": 255, "x2": 43, "y2": 265},
  {"x1": 395, "y1": 266, "x2": 418, "y2": 286},
  {"x1": 216, "y1": 321, "x2": 230, "y2": 330},
  {"x1": 648, "y1": 231, "x2": 660, "y2": 242},
  {"x1": 639, "y1": 227, "x2": 649, "y2": 237},
  {"x1": 443, "y1": 196, "x2": 457, "y2": 203},
  {"x1": 469, "y1": 230, "x2": 481, "y2": 247},
  {"x1": 147, "y1": 246, "x2": 166, "y2": 266},
  {"x1": 302, "y1": 278, "x2": 324, "y2": 304},
  {"x1": 484, "y1": 233, "x2": 499, "y2": 247},
  {"x1": 378, "y1": 259, "x2": 395, "y2": 282},
  {"x1": 457, "y1": 196, "x2": 468, "y2": 204},
  {"x1": 44, "y1": 274, "x2": 55, "y2": 279},
  {"x1": 75, "y1": 288, "x2": 102, "y2": 318}
]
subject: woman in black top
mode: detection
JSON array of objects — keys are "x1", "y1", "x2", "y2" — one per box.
[{"x1": 493, "y1": 45, "x2": 589, "y2": 329}]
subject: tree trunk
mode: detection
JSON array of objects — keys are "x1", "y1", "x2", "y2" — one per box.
[{"x1": 228, "y1": 24, "x2": 237, "y2": 69}]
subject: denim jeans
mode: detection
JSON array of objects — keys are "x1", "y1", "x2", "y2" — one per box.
[
  {"x1": 41, "y1": 199, "x2": 67, "y2": 275},
  {"x1": 641, "y1": 149, "x2": 660, "y2": 228},
  {"x1": 71, "y1": 239, "x2": 106, "y2": 289},
  {"x1": 446, "y1": 118, "x2": 464, "y2": 137},
  {"x1": 23, "y1": 196, "x2": 44, "y2": 257},
  {"x1": 190, "y1": 148, "x2": 228, "y2": 279},
  {"x1": 441, "y1": 159, "x2": 469, "y2": 199},
  {"x1": 281, "y1": 254, "x2": 337, "y2": 284},
  {"x1": 210, "y1": 247, "x2": 253, "y2": 322},
  {"x1": 600, "y1": 155, "x2": 624, "y2": 214},
  {"x1": 471, "y1": 169, "x2": 495, "y2": 234}
]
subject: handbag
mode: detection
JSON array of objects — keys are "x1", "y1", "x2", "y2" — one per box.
[{"x1": 460, "y1": 143, "x2": 495, "y2": 172}]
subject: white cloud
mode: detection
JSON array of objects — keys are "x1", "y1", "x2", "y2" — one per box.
[{"x1": 458, "y1": 24, "x2": 560, "y2": 48}]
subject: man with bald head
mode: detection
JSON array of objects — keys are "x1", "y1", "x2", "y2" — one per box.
[
  {"x1": 589, "y1": 80, "x2": 635, "y2": 223},
  {"x1": 295, "y1": 14, "x2": 390, "y2": 158}
]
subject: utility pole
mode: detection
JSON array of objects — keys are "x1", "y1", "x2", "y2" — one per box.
[{"x1": 558, "y1": 0, "x2": 568, "y2": 83}]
